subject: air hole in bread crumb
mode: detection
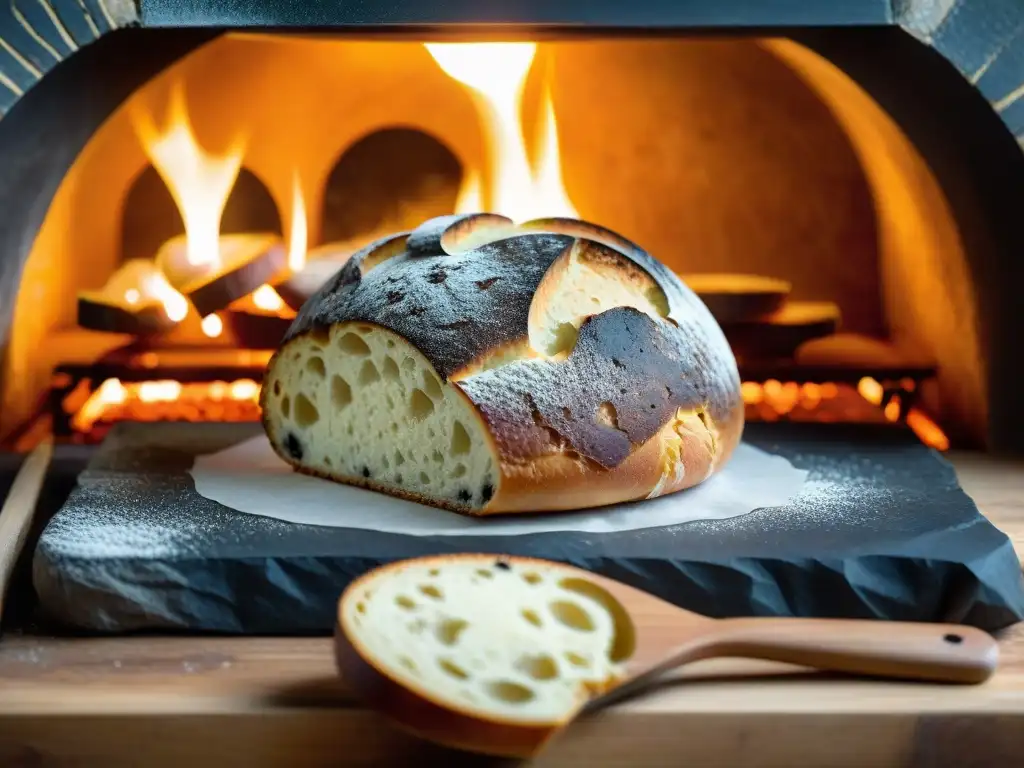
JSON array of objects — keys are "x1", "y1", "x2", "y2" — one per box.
[
  {"x1": 338, "y1": 332, "x2": 371, "y2": 356},
  {"x1": 324, "y1": 457, "x2": 332, "y2": 467},
  {"x1": 356, "y1": 602, "x2": 366, "y2": 614},
  {"x1": 273, "y1": 380, "x2": 281, "y2": 396},
  {"x1": 382, "y1": 456, "x2": 390, "y2": 469},
  {"x1": 516, "y1": 654, "x2": 559, "y2": 681},
  {"x1": 359, "y1": 359, "x2": 380, "y2": 384},
  {"x1": 436, "y1": 618, "x2": 468, "y2": 646},
  {"x1": 386, "y1": 339, "x2": 395, "y2": 348},
  {"x1": 428, "y1": 568, "x2": 440, "y2": 576},
  {"x1": 305, "y1": 356, "x2": 326, "y2": 379},
  {"x1": 395, "y1": 596, "x2": 416, "y2": 610},
  {"x1": 476, "y1": 569, "x2": 494, "y2": 579},
  {"x1": 281, "y1": 395, "x2": 291, "y2": 419},
  {"x1": 550, "y1": 601, "x2": 595, "y2": 632},
  {"x1": 422, "y1": 371, "x2": 443, "y2": 400},
  {"x1": 402, "y1": 357, "x2": 416, "y2": 372},
  {"x1": 595, "y1": 402, "x2": 619, "y2": 429},
  {"x1": 399, "y1": 656, "x2": 418, "y2": 673},
  {"x1": 294, "y1": 394, "x2": 319, "y2": 427},
  {"x1": 309, "y1": 326, "x2": 331, "y2": 346},
  {"x1": 452, "y1": 464, "x2": 467, "y2": 478},
  {"x1": 394, "y1": 450, "x2": 405, "y2": 466},
  {"x1": 432, "y1": 450, "x2": 444, "y2": 464},
  {"x1": 523, "y1": 572, "x2": 542, "y2": 585},
  {"x1": 419, "y1": 471, "x2": 431, "y2": 485},
  {"x1": 382, "y1": 356, "x2": 400, "y2": 381},
  {"x1": 395, "y1": 473, "x2": 403, "y2": 484},
  {"x1": 521, "y1": 609, "x2": 542, "y2": 627},
  {"x1": 564, "y1": 651, "x2": 590, "y2": 668},
  {"x1": 410, "y1": 389, "x2": 434, "y2": 419},
  {"x1": 486, "y1": 681, "x2": 534, "y2": 704},
  {"x1": 439, "y1": 659, "x2": 470, "y2": 680},
  {"x1": 450, "y1": 421, "x2": 471, "y2": 455},
  {"x1": 331, "y1": 376, "x2": 352, "y2": 408},
  {"x1": 559, "y1": 577, "x2": 636, "y2": 662},
  {"x1": 418, "y1": 584, "x2": 443, "y2": 600}
]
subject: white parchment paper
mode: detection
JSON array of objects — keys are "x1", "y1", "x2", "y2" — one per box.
[{"x1": 190, "y1": 436, "x2": 807, "y2": 536}]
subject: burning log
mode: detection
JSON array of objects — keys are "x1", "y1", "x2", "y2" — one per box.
[
  {"x1": 156, "y1": 233, "x2": 288, "y2": 317},
  {"x1": 77, "y1": 259, "x2": 187, "y2": 336},
  {"x1": 682, "y1": 273, "x2": 791, "y2": 324}
]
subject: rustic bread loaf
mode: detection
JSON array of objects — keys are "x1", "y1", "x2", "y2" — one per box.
[
  {"x1": 335, "y1": 554, "x2": 634, "y2": 755},
  {"x1": 260, "y1": 214, "x2": 743, "y2": 515}
]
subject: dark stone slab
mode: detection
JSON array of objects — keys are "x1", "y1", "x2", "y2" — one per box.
[{"x1": 32, "y1": 422, "x2": 1024, "y2": 634}]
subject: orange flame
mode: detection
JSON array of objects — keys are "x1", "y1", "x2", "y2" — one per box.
[
  {"x1": 140, "y1": 270, "x2": 188, "y2": 322},
  {"x1": 132, "y1": 82, "x2": 245, "y2": 269},
  {"x1": 252, "y1": 284, "x2": 285, "y2": 312},
  {"x1": 425, "y1": 43, "x2": 577, "y2": 221},
  {"x1": 288, "y1": 172, "x2": 307, "y2": 272}
]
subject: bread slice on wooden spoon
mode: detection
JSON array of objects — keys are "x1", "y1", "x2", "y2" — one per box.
[{"x1": 335, "y1": 554, "x2": 999, "y2": 758}]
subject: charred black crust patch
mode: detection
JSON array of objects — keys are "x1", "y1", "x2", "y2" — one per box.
[
  {"x1": 284, "y1": 220, "x2": 574, "y2": 379},
  {"x1": 460, "y1": 308, "x2": 706, "y2": 468}
]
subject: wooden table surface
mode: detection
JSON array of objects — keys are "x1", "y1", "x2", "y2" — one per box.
[{"x1": 0, "y1": 451, "x2": 1022, "y2": 767}]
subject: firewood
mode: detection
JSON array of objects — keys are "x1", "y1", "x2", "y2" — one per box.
[
  {"x1": 156, "y1": 233, "x2": 287, "y2": 317},
  {"x1": 723, "y1": 301, "x2": 840, "y2": 361},
  {"x1": 681, "y1": 273, "x2": 791, "y2": 325},
  {"x1": 76, "y1": 259, "x2": 182, "y2": 335}
]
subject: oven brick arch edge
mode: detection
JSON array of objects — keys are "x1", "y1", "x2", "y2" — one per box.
[{"x1": 0, "y1": 1, "x2": 1022, "y2": 141}]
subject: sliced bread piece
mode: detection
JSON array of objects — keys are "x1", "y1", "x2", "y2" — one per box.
[{"x1": 335, "y1": 554, "x2": 635, "y2": 756}]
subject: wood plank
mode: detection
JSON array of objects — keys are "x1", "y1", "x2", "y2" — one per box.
[{"x1": 0, "y1": 451, "x2": 1021, "y2": 766}]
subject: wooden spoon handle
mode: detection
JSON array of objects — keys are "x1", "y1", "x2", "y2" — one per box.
[{"x1": 694, "y1": 618, "x2": 999, "y2": 684}]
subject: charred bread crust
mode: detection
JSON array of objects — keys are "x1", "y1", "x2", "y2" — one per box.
[
  {"x1": 270, "y1": 214, "x2": 743, "y2": 512},
  {"x1": 457, "y1": 308, "x2": 703, "y2": 468},
  {"x1": 285, "y1": 220, "x2": 577, "y2": 380},
  {"x1": 516, "y1": 216, "x2": 743, "y2": 467}
]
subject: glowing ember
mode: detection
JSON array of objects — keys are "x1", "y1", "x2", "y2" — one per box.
[
  {"x1": 251, "y1": 284, "x2": 285, "y2": 312},
  {"x1": 70, "y1": 377, "x2": 262, "y2": 434},
  {"x1": 742, "y1": 376, "x2": 948, "y2": 450},
  {"x1": 124, "y1": 288, "x2": 140, "y2": 305},
  {"x1": 132, "y1": 81, "x2": 245, "y2": 268},
  {"x1": 201, "y1": 314, "x2": 223, "y2": 338},
  {"x1": 425, "y1": 42, "x2": 577, "y2": 221}
]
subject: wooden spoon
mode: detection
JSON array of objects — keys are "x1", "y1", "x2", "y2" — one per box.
[{"x1": 335, "y1": 554, "x2": 998, "y2": 758}]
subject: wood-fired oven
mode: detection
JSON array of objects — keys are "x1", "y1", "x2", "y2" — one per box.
[{"x1": 1, "y1": 0, "x2": 1023, "y2": 457}]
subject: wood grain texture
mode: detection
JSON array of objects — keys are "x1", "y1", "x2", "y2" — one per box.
[{"x1": 0, "y1": 450, "x2": 1022, "y2": 766}]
